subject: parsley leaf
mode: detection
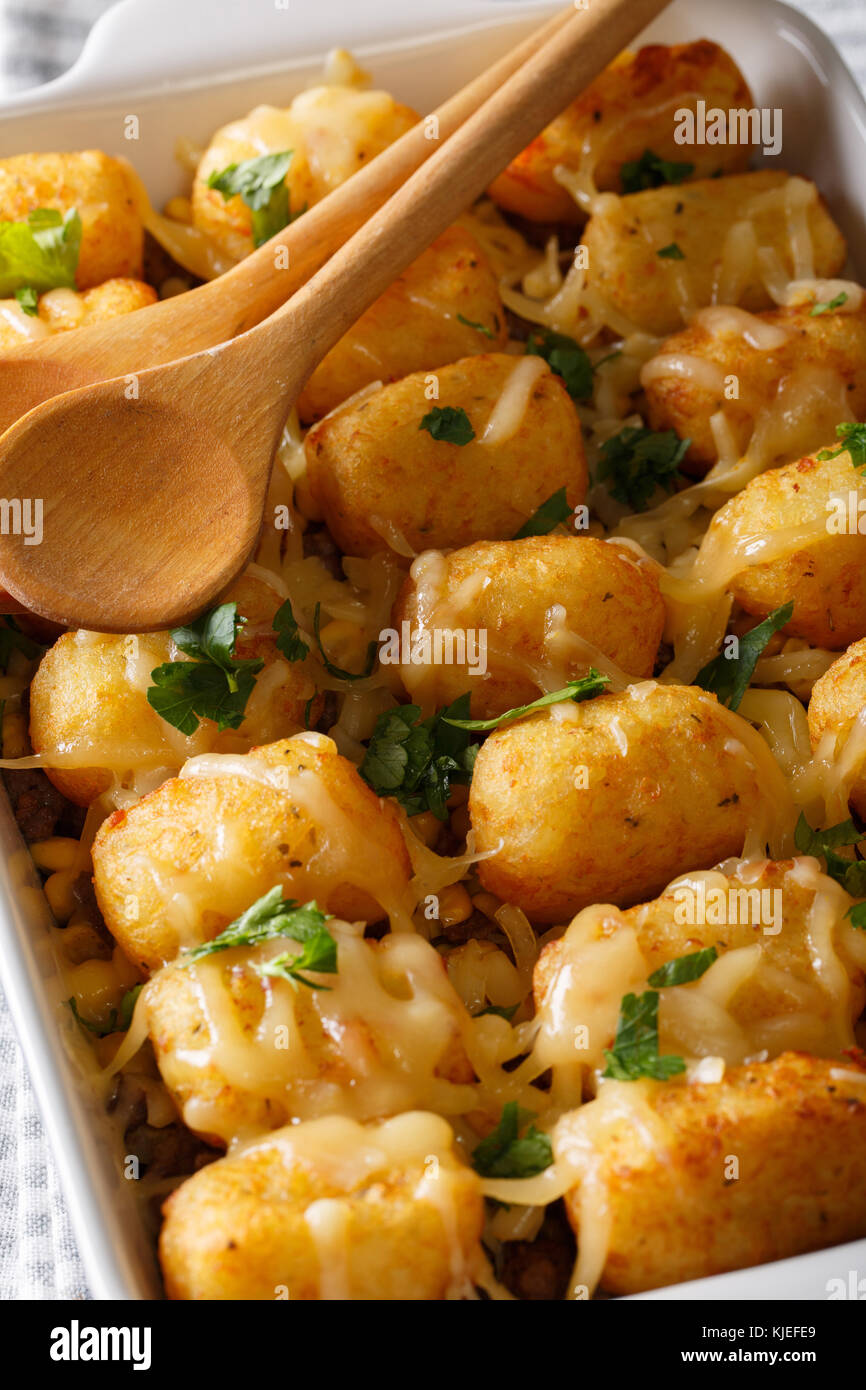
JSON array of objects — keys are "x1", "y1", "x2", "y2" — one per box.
[
  {"x1": 847, "y1": 902, "x2": 866, "y2": 931},
  {"x1": 457, "y1": 312, "x2": 495, "y2": 339},
  {"x1": 695, "y1": 601, "x2": 794, "y2": 711},
  {"x1": 0, "y1": 207, "x2": 82, "y2": 295},
  {"x1": 182, "y1": 887, "x2": 334, "y2": 965},
  {"x1": 14, "y1": 285, "x2": 38, "y2": 316},
  {"x1": 360, "y1": 693, "x2": 477, "y2": 820},
  {"x1": 817, "y1": 422, "x2": 866, "y2": 469},
  {"x1": 119, "y1": 984, "x2": 143, "y2": 1030},
  {"x1": 794, "y1": 813, "x2": 866, "y2": 894},
  {"x1": 513, "y1": 486, "x2": 571, "y2": 539},
  {"x1": 313, "y1": 602, "x2": 377, "y2": 682},
  {"x1": 254, "y1": 926, "x2": 338, "y2": 992},
  {"x1": 526, "y1": 326, "x2": 593, "y2": 402},
  {"x1": 147, "y1": 602, "x2": 263, "y2": 734},
  {"x1": 207, "y1": 151, "x2": 300, "y2": 247},
  {"x1": 657, "y1": 242, "x2": 685, "y2": 260},
  {"x1": 67, "y1": 983, "x2": 142, "y2": 1039},
  {"x1": 443, "y1": 670, "x2": 610, "y2": 732},
  {"x1": 602, "y1": 991, "x2": 686, "y2": 1081},
  {"x1": 620, "y1": 148, "x2": 694, "y2": 194},
  {"x1": 647, "y1": 947, "x2": 718, "y2": 988},
  {"x1": 471, "y1": 1102, "x2": 552, "y2": 1179},
  {"x1": 419, "y1": 405, "x2": 475, "y2": 445},
  {"x1": 273, "y1": 598, "x2": 309, "y2": 662},
  {"x1": 596, "y1": 425, "x2": 690, "y2": 511},
  {"x1": 811, "y1": 292, "x2": 848, "y2": 316}
]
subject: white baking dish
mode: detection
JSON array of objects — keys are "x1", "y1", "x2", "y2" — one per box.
[{"x1": 1, "y1": 0, "x2": 865, "y2": 1302}]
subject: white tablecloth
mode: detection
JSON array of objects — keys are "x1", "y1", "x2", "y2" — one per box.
[{"x1": 0, "y1": 0, "x2": 864, "y2": 1302}]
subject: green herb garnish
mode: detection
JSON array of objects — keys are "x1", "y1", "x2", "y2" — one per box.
[
  {"x1": 443, "y1": 669, "x2": 610, "y2": 732},
  {"x1": 0, "y1": 207, "x2": 82, "y2": 295},
  {"x1": 620, "y1": 148, "x2": 695, "y2": 194},
  {"x1": 14, "y1": 285, "x2": 38, "y2": 316},
  {"x1": 695, "y1": 601, "x2": 793, "y2": 711},
  {"x1": 147, "y1": 603, "x2": 263, "y2": 734},
  {"x1": 794, "y1": 813, "x2": 866, "y2": 895},
  {"x1": 457, "y1": 313, "x2": 495, "y2": 339},
  {"x1": 471, "y1": 1102, "x2": 552, "y2": 1179},
  {"x1": 810, "y1": 292, "x2": 848, "y2": 316},
  {"x1": 360, "y1": 692, "x2": 478, "y2": 820},
  {"x1": 526, "y1": 326, "x2": 593, "y2": 402},
  {"x1": 67, "y1": 983, "x2": 142, "y2": 1039},
  {"x1": 313, "y1": 602, "x2": 377, "y2": 682},
  {"x1": 602, "y1": 991, "x2": 686, "y2": 1081},
  {"x1": 657, "y1": 242, "x2": 685, "y2": 260},
  {"x1": 817, "y1": 422, "x2": 866, "y2": 469},
  {"x1": 419, "y1": 405, "x2": 476, "y2": 445},
  {"x1": 596, "y1": 426, "x2": 690, "y2": 511},
  {"x1": 181, "y1": 887, "x2": 336, "y2": 992},
  {"x1": 846, "y1": 902, "x2": 866, "y2": 931},
  {"x1": 273, "y1": 598, "x2": 309, "y2": 662},
  {"x1": 647, "y1": 947, "x2": 718, "y2": 988},
  {"x1": 512, "y1": 486, "x2": 571, "y2": 539},
  {"x1": 207, "y1": 151, "x2": 301, "y2": 247}
]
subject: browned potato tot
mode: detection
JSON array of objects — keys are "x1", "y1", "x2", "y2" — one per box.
[
  {"x1": 29, "y1": 575, "x2": 318, "y2": 806},
  {"x1": 0, "y1": 151, "x2": 143, "y2": 287},
  {"x1": 0, "y1": 278, "x2": 157, "y2": 351},
  {"x1": 159, "y1": 1110, "x2": 484, "y2": 1300},
  {"x1": 297, "y1": 226, "x2": 507, "y2": 422},
  {"x1": 92, "y1": 734, "x2": 413, "y2": 970},
  {"x1": 534, "y1": 857, "x2": 866, "y2": 1071},
  {"x1": 708, "y1": 442, "x2": 866, "y2": 647},
  {"x1": 556, "y1": 1052, "x2": 866, "y2": 1295},
  {"x1": 391, "y1": 536, "x2": 664, "y2": 717},
  {"x1": 582, "y1": 171, "x2": 846, "y2": 337},
  {"x1": 144, "y1": 926, "x2": 476, "y2": 1146},
  {"x1": 643, "y1": 303, "x2": 866, "y2": 471},
  {"x1": 192, "y1": 85, "x2": 418, "y2": 263},
  {"x1": 305, "y1": 354, "x2": 586, "y2": 558},
  {"x1": 808, "y1": 637, "x2": 866, "y2": 818},
  {"x1": 489, "y1": 41, "x2": 752, "y2": 224},
  {"x1": 469, "y1": 684, "x2": 778, "y2": 922}
]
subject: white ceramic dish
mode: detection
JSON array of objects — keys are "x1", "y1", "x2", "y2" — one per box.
[{"x1": 1, "y1": 0, "x2": 865, "y2": 1302}]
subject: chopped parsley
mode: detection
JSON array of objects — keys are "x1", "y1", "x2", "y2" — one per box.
[
  {"x1": 526, "y1": 327, "x2": 593, "y2": 402},
  {"x1": 847, "y1": 902, "x2": 866, "y2": 931},
  {"x1": 512, "y1": 486, "x2": 571, "y2": 539},
  {"x1": 443, "y1": 669, "x2": 610, "y2": 733},
  {"x1": 657, "y1": 242, "x2": 685, "y2": 260},
  {"x1": 620, "y1": 148, "x2": 695, "y2": 195},
  {"x1": 695, "y1": 601, "x2": 794, "y2": 711},
  {"x1": 471, "y1": 1102, "x2": 553, "y2": 1179},
  {"x1": 313, "y1": 602, "x2": 376, "y2": 681},
  {"x1": 181, "y1": 887, "x2": 336, "y2": 990},
  {"x1": 817, "y1": 422, "x2": 866, "y2": 470},
  {"x1": 147, "y1": 603, "x2": 263, "y2": 734},
  {"x1": 794, "y1": 813, "x2": 866, "y2": 895},
  {"x1": 602, "y1": 991, "x2": 686, "y2": 1081},
  {"x1": 596, "y1": 425, "x2": 690, "y2": 511},
  {"x1": 207, "y1": 151, "x2": 301, "y2": 247},
  {"x1": 810, "y1": 292, "x2": 848, "y2": 316},
  {"x1": 273, "y1": 598, "x2": 309, "y2": 662},
  {"x1": 419, "y1": 405, "x2": 475, "y2": 445},
  {"x1": 14, "y1": 285, "x2": 38, "y2": 316},
  {"x1": 457, "y1": 312, "x2": 496, "y2": 339},
  {"x1": 647, "y1": 947, "x2": 718, "y2": 988},
  {"x1": 360, "y1": 692, "x2": 478, "y2": 820},
  {"x1": 0, "y1": 207, "x2": 82, "y2": 295}
]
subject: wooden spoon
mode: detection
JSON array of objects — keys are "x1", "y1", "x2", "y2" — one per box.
[
  {"x1": 0, "y1": 0, "x2": 670, "y2": 632},
  {"x1": 0, "y1": 6, "x2": 573, "y2": 437}
]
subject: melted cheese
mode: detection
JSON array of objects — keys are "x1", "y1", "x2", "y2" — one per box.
[{"x1": 481, "y1": 356, "x2": 549, "y2": 446}]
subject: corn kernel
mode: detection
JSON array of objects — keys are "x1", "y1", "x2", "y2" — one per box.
[
  {"x1": 437, "y1": 884, "x2": 472, "y2": 928},
  {"x1": 409, "y1": 811, "x2": 440, "y2": 847},
  {"x1": 44, "y1": 869, "x2": 78, "y2": 923},
  {"x1": 30, "y1": 837, "x2": 80, "y2": 872}
]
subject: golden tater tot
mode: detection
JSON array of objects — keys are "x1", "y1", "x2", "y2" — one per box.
[
  {"x1": 0, "y1": 278, "x2": 157, "y2": 352},
  {"x1": 708, "y1": 442, "x2": 866, "y2": 647},
  {"x1": 0, "y1": 151, "x2": 143, "y2": 287},
  {"x1": 556, "y1": 1053, "x2": 866, "y2": 1295},
  {"x1": 391, "y1": 536, "x2": 664, "y2": 717},
  {"x1": 489, "y1": 41, "x2": 752, "y2": 224},
  {"x1": 143, "y1": 926, "x2": 475, "y2": 1146},
  {"x1": 297, "y1": 226, "x2": 507, "y2": 422},
  {"x1": 582, "y1": 171, "x2": 846, "y2": 337},
  {"x1": 192, "y1": 84, "x2": 418, "y2": 262},
  {"x1": 533, "y1": 857, "x2": 866, "y2": 1071},
  {"x1": 469, "y1": 684, "x2": 777, "y2": 922},
  {"x1": 159, "y1": 1111, "x2": 484, "y2": 1300},
  {"x1": 808, "y1": 637, "x2": 866, "y2": 818},
  {"x1": 643, "y1": 302, "x2": 866, "y2": 471},
  {"x1": 304, "y1": 354, "x2": 587, "y2": 558},
  {"x1": 91, "y1": 734, "x2": 412, "y2": 970}
]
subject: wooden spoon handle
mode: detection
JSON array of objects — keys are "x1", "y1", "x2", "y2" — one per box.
[{"x1": 246, "y1": 0, "x2": 671, "y2": 383}]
